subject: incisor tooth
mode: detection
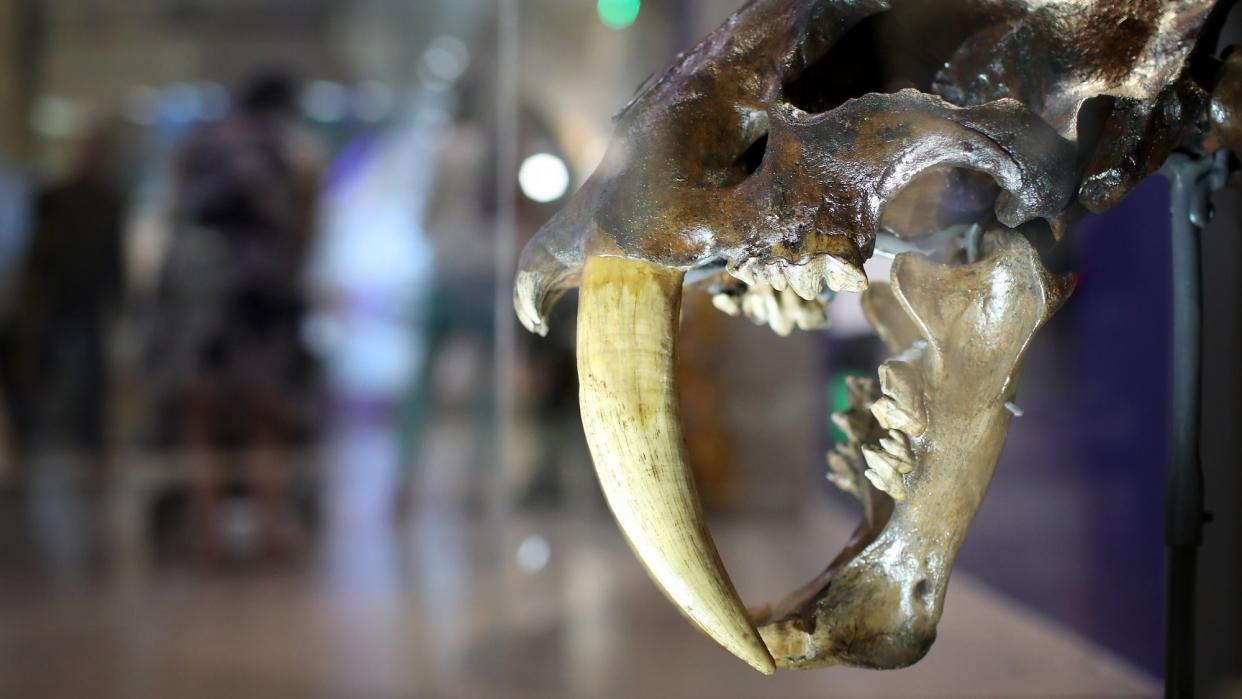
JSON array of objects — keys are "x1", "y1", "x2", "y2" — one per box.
[{"x1": 577, "y1": 255, "x2": 775, "y2": 675}]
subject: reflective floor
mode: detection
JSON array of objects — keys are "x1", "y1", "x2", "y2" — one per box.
[{"x1": 0, "y1": 449, "x2": 1157, "y2": 699}]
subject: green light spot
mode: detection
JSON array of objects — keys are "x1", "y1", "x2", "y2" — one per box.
[{"x1": 597, "y1": 0, "x2": 640, "y2": 29}]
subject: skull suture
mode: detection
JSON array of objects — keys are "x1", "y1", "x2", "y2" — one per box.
[{"x1": 515, "y1": 0, "x2": 1233, "y2": 673}]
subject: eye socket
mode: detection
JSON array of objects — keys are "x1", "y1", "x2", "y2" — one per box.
[
  {"x1": 708, "y1": 109, "x2": 769, "y2": 187},
  {"x1": 738, "y1": 132, "x2": 768, "y2": 177},
  {"x1": 782, "y1": 0, "x2": 1009, "y2": 114}
]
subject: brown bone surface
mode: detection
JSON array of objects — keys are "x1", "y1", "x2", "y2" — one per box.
[{"x1": 515, "y1": 0, "x2": 1232, "y2": 673}]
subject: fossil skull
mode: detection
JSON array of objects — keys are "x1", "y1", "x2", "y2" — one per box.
[{"x1": 514, "y1": 0, "x2": 1230, "y2": 673}]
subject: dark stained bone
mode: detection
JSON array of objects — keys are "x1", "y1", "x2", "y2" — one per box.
[{"x1": 516, "y1": 0, "x2": 1222, "y2": 333}]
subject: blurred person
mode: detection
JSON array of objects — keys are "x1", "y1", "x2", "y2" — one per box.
[
  {"x1": 305, "y1": 103, "x2": 440, "y2": 526},
  {"x1": 152, "y1": 71, "x2": 323, "y2": 561},
  {"x1": 0, "y1": 151, "x2": 30, "y2": 467},
  {"x1": 8, "y1": 125, "x2": 125, "y2": 467}
]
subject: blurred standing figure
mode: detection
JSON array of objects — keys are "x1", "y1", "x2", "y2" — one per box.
[
  {"x1": 0, "y1": 152, "x2": 31, "y2": 467},
  {"x1": 11, "y1": 127, "x2": 124, "y2": 464},
  {"x1": 154, "y1": 72, "x2": 322, "y2": 560}
]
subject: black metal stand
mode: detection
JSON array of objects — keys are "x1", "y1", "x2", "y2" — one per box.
[{"x1": 1160, "y1": 150, "x2": 1229, "y2": 699}]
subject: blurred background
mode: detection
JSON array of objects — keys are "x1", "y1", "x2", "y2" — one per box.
[{"x1": 0, "y1": 1, "x2": 1238, "y2": 697}]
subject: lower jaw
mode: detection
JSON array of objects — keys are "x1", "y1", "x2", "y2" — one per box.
[{"x1": 758, "y1": 406, "x2": 1015, "y2": 670}]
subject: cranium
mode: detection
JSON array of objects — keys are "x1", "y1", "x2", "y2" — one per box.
[{"x1": 514, "y1": 0, "x2": 1234, "y2": 673}]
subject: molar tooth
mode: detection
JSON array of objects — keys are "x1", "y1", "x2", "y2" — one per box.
[
  {"x1": 826, "y1": 450, "x2": 858, "y2": 497},
  {"x1": 726, "y1": 259, "x2": 757, "y2": 285},
  {"x1": 844, "y1": 375, "x2": 879, "y2": 405},
  {"x1": 878, "y1": 431, "x2": 915, "y2": 473},
  {"x1": 784, "y1": 260, "x2": 822, "y2": 300},
  {"x1": 824, "y1": 254, "x2": 868, "y2": 293},
  {"x1": 861, "y1": 446, "x2": 907, "y2": 500},
  {"x1": 830, "y1": 410, "x2": 854, "y2": 438},
  {"x1": 878, "y1": 360, "x2": 924, "y2": 416},
  {"x1": 871, "y1": 396, "x2": 926, "y2": 436},
  {"x1": 767, "y1": 262, "x2": 788, "y2": 291}
]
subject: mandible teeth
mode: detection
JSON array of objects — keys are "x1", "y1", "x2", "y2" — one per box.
[
  {"x1": 877, "y1": 360, "x2": 925, "y2": 427},
  {"x1": 741, "y1": 284, "x2": 769, "y2": 323},
  {"x1": 826, "y1": 448, "x2": 859, "y2": 497},
  {"x1": 871, "y1": 395, "x2": 927, "y2": 436},
  {"x1": 711, "y1": 293, "x2": 741, "y2": 316},
  {"x1": 861, "y1": 445, "x2": 907, "y2": 500},
  {"x1": 766, "y1": 288, "x2": 794, "y2": 336},
  {"x1": 792, "y1": 296, "x2": 829, "y2": 331},
  {"x1": 878, "y1": 430, "x2": 915, "y2": 474}
]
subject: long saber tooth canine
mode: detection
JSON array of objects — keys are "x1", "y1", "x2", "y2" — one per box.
[{"x1": 577, "y1": 255, "x2": 776, "y2": 675}]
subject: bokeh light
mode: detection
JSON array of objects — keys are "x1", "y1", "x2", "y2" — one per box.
[
  {"x1": 597, "y1": 0, "x2": 640, "y2": 29},
  {"x1": 518, "y1": 152, "x2": 570, "y2": 203}
]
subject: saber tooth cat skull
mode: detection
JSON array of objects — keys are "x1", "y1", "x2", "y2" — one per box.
[{"x1": 515, "y1": 0, "x2": 1235, "y2": 673}]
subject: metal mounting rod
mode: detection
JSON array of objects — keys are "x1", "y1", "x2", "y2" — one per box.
[{"x1": 1160, "y1": 150, "x2": 1228, "y2": 699}]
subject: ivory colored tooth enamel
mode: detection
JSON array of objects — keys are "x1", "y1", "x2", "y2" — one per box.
[
  {"x1": 878, "y1": 434, "x2": 915, "y2": 473},
  {"x1": 712, "y1": 293, "x2": 741, "y2": 316},
  {"x1": 826, "y1": 450, "x2": 859, "y2": 496},
  {"x1": 793, "y1": 300, "x2": 829, "y2": 331},
  {"x1": 768, "y1": 263, "x2": 788, "y2": 291},
  {"x1": 742, "y1": 286, "x2": 769, "y2": 324},
  {"x1": 871, "y1": 396, "x2": 926, "y2": 436},
  {"x1": 878, "y1": 361, "x2": 921, "y2": 405},
  {"x1": 513, "y1": 270, "x2": 550, "y2": 336},
  {"x1": 784, "y1": 262, "x2": 820, "y2": 300},
  {"x1": 830, "y1": 410, "x2": 854, "y2": 438},
  {"x1": 576, "y1": 255, "x2": 775, "y2": 675},
  {"x1": 825, "y1": 254, "x2": 869, "y2": 293},
  {"x1": 861, "y1": 450, "x2": 906, "y2": 501},
  {"x1": 763, "y1": 287, "x2": 792, "y2": 336},
  {"x1": 863, "y1": 469, "x2": 904, "y2": 500},
  {"x1": 726, "y1": 259, "x2": 756, "y2": 285}
]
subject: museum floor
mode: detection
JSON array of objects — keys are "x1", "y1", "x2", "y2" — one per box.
[{"x1": 0, "y1": 453, "x2": 1157, "y2": 699}]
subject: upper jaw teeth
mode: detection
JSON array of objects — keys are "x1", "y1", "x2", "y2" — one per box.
[{"x1": 726, "y1": 252, "x2": 868, "y2": 297}]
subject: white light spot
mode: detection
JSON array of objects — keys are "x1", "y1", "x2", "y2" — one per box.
[
  {"x1": 424, "y1": 35, "x2": 470, "y2": 82},
  {"x1": 515, "y1": 535, "x2": 551, "y2": 573},
  {"x1": 518, "y1": 153, "x2": 570, "y2": 203}
]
